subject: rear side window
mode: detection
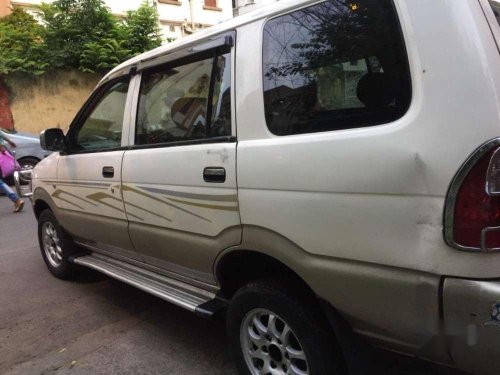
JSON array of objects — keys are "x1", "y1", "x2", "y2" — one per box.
[
  {"x1": 262, "y1": 0, "x2": 411, "y2": 136},
  {"x1": 136, "y1": 52, "x2": 231, "y2": 145}
]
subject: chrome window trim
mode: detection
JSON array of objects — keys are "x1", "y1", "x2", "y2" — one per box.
[{"x1": 443, "y1": 137, "x2": 500, "y2": 252}]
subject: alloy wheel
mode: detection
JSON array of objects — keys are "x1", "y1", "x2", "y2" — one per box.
[
  {"x1": 240, "y1": 308, "x2": 309, "y2": 375},
  {"x1": 42, "y1": 222, "x2": 63, "y2": 268}
]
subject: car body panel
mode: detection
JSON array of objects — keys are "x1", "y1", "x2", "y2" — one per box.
[
  {"x1": 215, "y1": 225, "x2": 448, "y2": 363},
  {"x1": 57, "y1": 151, "x2": 140, "y2": 259},
  {"x1": 444, "y1": 278, "x2": 500, "y2": 375},
  {"x1": 31, "y1": 152, "x2": 61, "y2": 210},
  {"x1": 122, "y1": 143, "x2": 241, "y2": 284},
  {"x1": 234, "y1": 0, "x2": 500, "y2": 279}
]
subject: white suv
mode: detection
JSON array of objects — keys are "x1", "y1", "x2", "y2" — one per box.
[{"x1": 19, "y1": 0, "x2": 500, "y2": 374}]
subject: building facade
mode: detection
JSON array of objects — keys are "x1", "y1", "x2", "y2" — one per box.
[
  {"x1": 0, "y1": 0, "x2": 233, "y2": 40},
  {"x1": 233, "y1": 0, "x2": 271, "y2": 16}
]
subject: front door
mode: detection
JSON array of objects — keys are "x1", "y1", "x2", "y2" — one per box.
[
  {"x1": 122, "y1": 46, "x2": 240, "y2": 284},
  {"x1": 57, "y1": 77, "x2": 139, "y2": 260}
]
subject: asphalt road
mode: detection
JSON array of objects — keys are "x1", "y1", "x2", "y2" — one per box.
[{"x1": 0, "y1": 196, "x2": 466, "y2": 375}]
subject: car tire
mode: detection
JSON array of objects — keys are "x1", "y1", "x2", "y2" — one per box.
[
  {"x1": 227, "y1": 279, "x2": 345, "y2": 375},
  {"x1": 38, "y1": 209, "x2": 76, "y2": 279},
  {"x1": 18, "y1": 157, "x2": 39, "y2": 184}
]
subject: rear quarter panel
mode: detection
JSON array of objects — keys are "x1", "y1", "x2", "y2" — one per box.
[
  {"x1": 231, "y1": 0, "x2": 500, "y2": 359},
  {"x1": 235, "y1": 0, "x2": 500, "y2": 279}
]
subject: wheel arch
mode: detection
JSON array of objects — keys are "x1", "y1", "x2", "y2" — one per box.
[
  {"x1": 216, "y1": 249, "x2": 315, "y2": 300},
  {"x1": 18, "y1": 156, "x2": 40, "y2": 163},
  {"x1": 33, "y1": 187, "x2": 59, "y2": 220},
  {"x1": 214, "y1": 225, "x2": 319, "y2": 300},
  {"x1": 215, "y1": 226, "x2": 365, "y2": 373}
]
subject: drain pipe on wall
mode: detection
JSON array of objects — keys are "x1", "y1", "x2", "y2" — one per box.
[{"x1": 189, "y1": 0, "x2": 195, "y2": 31}]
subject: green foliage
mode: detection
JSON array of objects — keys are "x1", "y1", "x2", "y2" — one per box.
[
  {"x1": 80, "y1": 39, "x2": 131, "y2": 73},
  {"x1": 119, "y1": 1, "x2": 163, "y2": 56},
  {"x1": 39, "y1": 0, "x2": 121, "y2": 69},
  {"x1": 0, "y1": 0, "x2": 163, "y2": 76},
  {"x1": 0, "y1": 8, "x2": 48, "y2": 76}
]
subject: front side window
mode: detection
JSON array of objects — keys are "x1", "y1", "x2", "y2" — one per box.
[
  {"x1": 71, "y1": 80, "x2": 129, "y2": 151},
  {"x1": 136, "y1": 52, "x2": 231, "y2": 145},
  {"x1": 263, "y1": 0, "x2": 411, "y2": 136}
]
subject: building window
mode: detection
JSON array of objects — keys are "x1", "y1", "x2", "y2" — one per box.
[
  {"x1": 169, "y1": 25, "x2": 175, "y2": 32},
  {"x1": 262, "y1": 0, "x2": 411, "y2": 136},
  {"x1": 158, "y1": 0, "x2": 182, "y2": 5},
  {"x1": 204, "y1": 0, "x2": 217, "y2": 8}
]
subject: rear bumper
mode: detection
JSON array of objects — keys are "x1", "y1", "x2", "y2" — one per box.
[{"x1": 444, "y1": 278, "x2": 500, "y2": 375}]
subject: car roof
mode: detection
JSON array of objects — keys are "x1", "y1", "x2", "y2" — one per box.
[{"x1": 100, "y1": 0, "x2": 319, "y2": 84}]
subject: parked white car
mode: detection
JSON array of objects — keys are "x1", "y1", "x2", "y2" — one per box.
[{"x1": 17, "y1": 0, "x2": 500, "y2": 374}]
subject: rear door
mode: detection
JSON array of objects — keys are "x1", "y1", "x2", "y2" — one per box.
[
  {"x1": 57, "y1": 77, "x2": 139, "y2": 260},
  {"x1": 122, "y1": 35, "x2": 240, "y2": 284}
]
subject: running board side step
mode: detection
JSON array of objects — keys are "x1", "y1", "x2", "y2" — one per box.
[{"x1": 73, "y1": 253, "x2": 226, "y2": 317}]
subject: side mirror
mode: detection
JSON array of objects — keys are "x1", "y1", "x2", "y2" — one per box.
[{"x1": 40, "y1": 128, "x2": 66, "y2": 152}]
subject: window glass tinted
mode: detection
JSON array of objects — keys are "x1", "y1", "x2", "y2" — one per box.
[
  {"x1": 211, "y1": 54, "x2": 232, "y2": 137},
  {"x1": 263, "y1": 0, "x2": 411, "y2": 136},
  {"x1": 489, "y1": 1, "x2": 500, "y2": 27},
  {"x1": 136, "y1": 53, "x2": 231, "y2": 145},
  {"x1": 74, "y1": 80, "x2": 129, "y2": 151}
]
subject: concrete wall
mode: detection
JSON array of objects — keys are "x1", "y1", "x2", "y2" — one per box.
[
  {"x1": 0, "y1": 79, "x2": 14, "y2": 130},
  {"x1": 7, "y1": 71, "x2": 101, "y2": 134}
]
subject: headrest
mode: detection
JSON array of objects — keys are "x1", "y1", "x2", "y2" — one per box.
[
  {"x1": 356, "y1": 73, "x2": 396, "y2": 109},
  {"x1": 171, "y1": 97, "x2": 207, "y2": 129}
]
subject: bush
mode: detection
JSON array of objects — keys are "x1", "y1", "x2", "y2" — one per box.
[
  {"x1": 39, "y1": 0, "x2": 119, "y2": 70},
  {"x1": 0, "y1": 0, "x2": 163, "y2": 76},
  {"x1": 119, "y1": 1, "x2": 163, "y2": 56},
  {"x1": 80, "y1": 39, "x2": 131, "y2": 73},
  {"x1": 0, "y1": 8, "x2": 48, "y2": 76}
]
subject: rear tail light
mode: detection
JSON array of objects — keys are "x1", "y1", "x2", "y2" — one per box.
[{"x1": 445, "y1": 140, "x2": 500, "y2": 251}]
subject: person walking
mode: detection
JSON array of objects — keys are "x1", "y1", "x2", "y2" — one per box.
[{"x1": 0, "y1": 131, "x2": 24, "y2": 212}]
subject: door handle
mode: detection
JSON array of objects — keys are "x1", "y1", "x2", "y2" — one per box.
[
  {"x1": 203, "y1": 167, "x2": 226, "y2": 183},
  {"x1": 102, "y1": 166, "x2": 114, "y2": 178}
]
